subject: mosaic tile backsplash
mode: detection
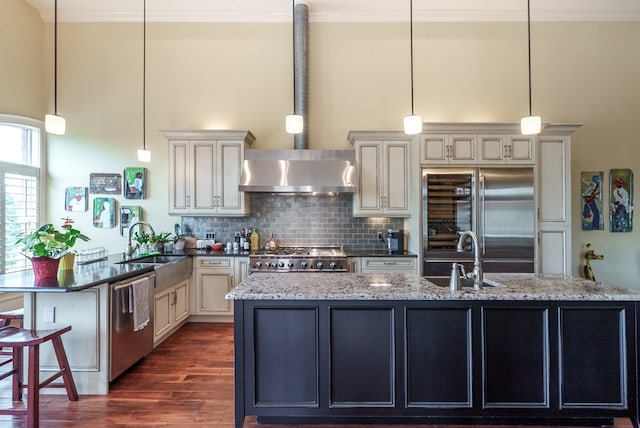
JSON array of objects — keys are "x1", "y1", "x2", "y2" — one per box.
[{"x1": 180, "y1": 194, "x2": 404, "y2": 252}]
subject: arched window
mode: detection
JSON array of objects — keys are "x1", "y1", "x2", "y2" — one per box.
[{"x1": 0, "y1": 115, "x2": 44, "y2": 273}]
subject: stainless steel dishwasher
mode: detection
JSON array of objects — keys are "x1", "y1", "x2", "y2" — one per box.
[{"x1": 110, "y1": 273, "x2": 155, "y2": 381}]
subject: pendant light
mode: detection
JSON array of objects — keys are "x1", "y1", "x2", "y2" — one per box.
[
  {"x1": 137, "y1": 0, "x2": 151, "y2": 162},
  {"x1": 285, "y1": 1, "x2": 303, "y2": 134},
  {"x1": 403, "y1": 0, "x2": 422, "y2": 135},
  {"x1": 521, "y1": 0, "x2": 541, "y2": 135},
  {"x1": 45, "y1": 0, "x2": 66, "y2": 135}
]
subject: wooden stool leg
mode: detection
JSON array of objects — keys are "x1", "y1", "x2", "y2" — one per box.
[
  {"x1": 11, "y1": 346, "x2": 23, "y2": 402},
  {"x1": 26, "y1": 344, "x2": 39, "y2": 428},
  {"x1": 51, "y1": 336, "x2": 78, "y2": 401}
]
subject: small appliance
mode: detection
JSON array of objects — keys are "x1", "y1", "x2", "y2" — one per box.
[{"x1": 386, "y1": 229, "x2": 404, "y2": 254}]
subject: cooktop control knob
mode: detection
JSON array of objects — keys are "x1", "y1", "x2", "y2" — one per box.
[
  {"x1": 255, "y1": 261, "x2": 262, "y2": 269},
  {"x1": 300, "y1": 261, "x2": 308, "y2": 268},
  {"x1": 264, "y1": 262, "x2": 271, "y2": 268},
  {"x1": 278, "y1": 261, "x2": 285, "y2": 268},
  {"x1": 329, "y1": 262, "x2": 337, "y2": 270},
  {"x1": 288, "y1": 262, "x2": 294, "y2": 268},
  {"x1": 315, "y1": 262, "x2": 324, "y2": 270}
]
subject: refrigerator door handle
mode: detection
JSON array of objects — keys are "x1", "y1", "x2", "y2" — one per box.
[{"x1": 479, "y1": 171, "x2": 486, "y2": 255}]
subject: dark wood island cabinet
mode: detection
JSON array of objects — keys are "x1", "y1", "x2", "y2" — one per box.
[{"x1": 228, "y1": 273, "x2": 640, "y2": 427}]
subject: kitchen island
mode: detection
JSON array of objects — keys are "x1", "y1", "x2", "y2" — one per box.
[{"x1": 227, "y1": 272, "x2": 640, "y2": 428}]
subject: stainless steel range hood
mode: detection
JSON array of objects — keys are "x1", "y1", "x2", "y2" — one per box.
[{"x1": 239, "y1": 149, "x2": 357, "y2": 194}]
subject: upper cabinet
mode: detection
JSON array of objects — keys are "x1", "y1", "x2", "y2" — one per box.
[
  {"x1": 349, "y1": 132, "x2": 412, "y2": 218},
  {"x1": 162, "y1": 130, "x2": 255, "y2": 216},
  {"x1": 420, "y1": 132, "x2": 534, "y2": 165},
  {"x1": 420, "y1": 134, "x2": 476, "y2": 164},
  {"x1": 478, "y1": 135, "x2": 535, "y2": 164}
]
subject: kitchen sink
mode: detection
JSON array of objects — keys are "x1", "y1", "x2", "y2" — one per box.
[
  {"x1": 120, "y1": 255, "x2": 193, "y2": 291},
  {"x1": 425, "y1": 276, "x2": 499, "y2": 288}
]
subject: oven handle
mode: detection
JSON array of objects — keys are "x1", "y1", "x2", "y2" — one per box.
[{"x1": 112, "y1": 273, "x2": 156, "y2": 291}]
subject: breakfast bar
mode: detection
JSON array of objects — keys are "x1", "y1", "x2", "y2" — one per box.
[{"x1": 228, "y1": 273, "x2": 640, "y2": 428}]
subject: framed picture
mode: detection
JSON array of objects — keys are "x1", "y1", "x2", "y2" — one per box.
[
  {"x1": 580, "y1": 171, "x2": 603, "y2": 230},
  {"x1": 120, "y1": 205, "x2": 142, "y2": 237},
  {"x1": 89, "y1": 173, "x2": 122, "y2": 195},
  {"x1": 65, "y1": 187, "x2": 88, "y2": 212},
  {"x1": 610, "y1": 168, "x2": 633, "y2": 232},
  {"x1": 93, "y1": 197, "x2": 116, "y2": 229},
  {"x1": 124, "y1": 167, "x2": 146, "y2": 199}
]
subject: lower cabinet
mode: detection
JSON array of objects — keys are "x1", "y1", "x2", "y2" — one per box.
[
  {"x1": 153, "y1": 279, "x2": 189, "y2": 345},
  {"x1": 235, "y1": 300, "x2": 636, "y2": 427},
  {"x1": 194, "y1": 257, "x2": 234, "y2": 315},
  {"x1": 350, "y1": 256, "x2": 417, "y2": 273}
]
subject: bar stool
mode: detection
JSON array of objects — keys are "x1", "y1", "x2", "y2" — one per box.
[
  {"x1": 0, "y1": 308, "x2": 24, "y2": 364},
  {"x1": 0, "y1": 326, "x2": 79, "y2": 428}
]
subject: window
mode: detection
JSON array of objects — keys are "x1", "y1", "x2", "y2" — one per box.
[{"x1": 0, "y1": 115, "x2": 44, "y2": 274}]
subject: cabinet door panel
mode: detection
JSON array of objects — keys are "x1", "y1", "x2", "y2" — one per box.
[
  {"x1": 174, "y1": 280, "x2": 189, "y2": 323},
  {"x1": 538, "y1": 137, "x2": 569, "y2": 222},
  {"x1": 509, "y1": 136, "x2": 534, "y2": 163},
  {"x1": 406, "y1": 308, "x2": 472, "y2": 407},
  {"x1": 330, "y1": 307, "x2": 394, "y2": 406},
  {"x1": 450, "y1": 135, "x2": 476, "y2": 163},
  {"x1": 421, "y1": 135, "x2": 449, "y2": 164},
  {"x1": 191, "y1": 142, "x2": 216, "y2": 212},
  {"x1": 560, "y1": 307, "x2": 627, "y2": 408},
  {"x1": 218, "y1": 142, "x2": 243, "y2": 212},
  {"x1": 355, "y1": 142, "x2": 382, "y2": 212},
  {"x1": 478, "y1": 135, "x2": 505, "y2": 163},
  {"x1": 384, "y1": 143, "x2": 410, "y2": 213},
  {"x1": 253, "y1": 308, "x2": 318, "y2": 406},
  {"x1": 197, "y1": 270, "x2": 233, "y2": 314},
  {"x1": 482, "y1": 307, "x2": 549, "y2": 407},
  {"x1": 539, "y1": 228, "x2": 569, "y2": 275},
  {"x1": 168, "y1": 141, "x2": 189, "y2": 213},
  {"x1": 153, "y1": 288, "x2": 172, "y2": 340}
]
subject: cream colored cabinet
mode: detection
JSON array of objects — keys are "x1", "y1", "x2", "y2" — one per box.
[
  {"x1": 350, "y1": 138, "x2": 411, "y2": 217},
  {"x1": 194, "y1": 257, "x2": 234, "y2": 315},
  {"x1": 163, "y1": 130, "x2": 255, "y2": 216},
  {"x1": 537, "y1": 128, "x2": 580, "y2": 275},
  {"x1": 360, "y1": 256, "x2": 417, "y2": 273},
  {"x1": 477, "y1": 135, "x2": 535, "y2": 164},
  {"x1": 234, "y1": 257, "x2": 250, "y2": 286},
  {"x1": 153, "y1": 279, "x2": 189, "y2": 345},
  {"x1": 420, "y1": 134, "x2": 476, "y2": 164},
  {"x1": 347, "y1": 257, "x2": 361, "y2": 273}
]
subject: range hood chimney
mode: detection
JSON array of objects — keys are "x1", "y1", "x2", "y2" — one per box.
[{"x1": 239, "y1": 2, "x2": 357, "y2": 194}]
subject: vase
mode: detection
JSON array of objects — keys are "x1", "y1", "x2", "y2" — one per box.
[
  {"x1": 59, "y1": 253, "x2": 75, "y2": 270},
  {"x1": 31, "y1": 256, "x2": 61, "y2": 280}
]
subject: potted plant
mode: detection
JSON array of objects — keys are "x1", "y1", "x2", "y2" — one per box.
[
  {"x1": 150, "y1": 232, "x2": 174, "y2": 254},
  {"x1": 15, "y1": 219, "x2": 90, "y2": 279}
]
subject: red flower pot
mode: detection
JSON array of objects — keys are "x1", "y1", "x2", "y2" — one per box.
[{"x1": 31, "y1": 257, "x2": 61, "y2": 280}]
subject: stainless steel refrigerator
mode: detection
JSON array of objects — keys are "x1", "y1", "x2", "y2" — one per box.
[{"x1": 422, "y1": 167, "x2": 535, "y2": 276}]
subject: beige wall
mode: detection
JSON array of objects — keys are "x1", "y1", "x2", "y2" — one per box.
[{"x1": 3, "y1": 1, "x2": 640, "y2": 288}]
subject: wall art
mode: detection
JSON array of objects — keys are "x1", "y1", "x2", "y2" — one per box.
[
  {"x1": 120, "y1": 205, "x2": 142, "y2": 237},
  {"x1": 124, "y1": 167, "x2": 146, "y2": 200},
  {"x1": 89, "y1": 173, "x2": 121, "y2": 195},
  {"x1": 65, "y1": 186, "x2": 88, "y2": 212},
  {"x1": 580, "y1": 171, "x2": 603, "y2": 230},
  {"x1": 93, "y1": 197, "x2": 116, "y2": 229},
  {"x1": 609, "y1": 168, "x2": 633, "y2": 232}
]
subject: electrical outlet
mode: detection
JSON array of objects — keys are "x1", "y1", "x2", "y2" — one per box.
[
  {"x1": 205, "y1": 232, "x2": 215, "y2": 239},
  {"x1": 377, "y1": 231, "x2": 384, "y2": 241},
  {"x1": 44, "y1": 306, "x2": 55, "y2": 323}
]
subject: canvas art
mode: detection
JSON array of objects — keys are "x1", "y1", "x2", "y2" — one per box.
[
  {"x1": 65, "y1": 187, "x2": 88, "y2": 212},
  {"x1": 93, "y1": 197, "x2": 116, "y2": 229},
  {"x1": 124, "y1": 167, "x2": 146, "y2": 199},
  {"x1": 609, "y1": 168, "x2": 633, "y2": 232},
  {"x1": 89, "y1": 173, "x2": 122, "y2": 194},
  {"x1": 580, "y1": 171, "x2": 603, "y2": 230},
  {"x1": 120, "y1": 205, "x2": 142, "y2": 237}
]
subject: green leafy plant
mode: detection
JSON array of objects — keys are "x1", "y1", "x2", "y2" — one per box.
[
  {"x1": 132, "y1": 230, "x2": 152, "y2": 251},
  {"x1": 16, "y1": 219, "x2": 90, "y2": 259}
]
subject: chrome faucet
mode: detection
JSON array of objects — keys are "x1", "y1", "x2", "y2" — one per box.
[
  {"x1": 126, "y1": 221, "x2": 156, "y2": 259},
  {"x1": 456, "y1": 230, "x2": 483, "y2": 290}
]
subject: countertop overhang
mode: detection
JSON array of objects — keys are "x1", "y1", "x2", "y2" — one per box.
[{"x1": 226, "y1": 272, "x2": 640, "y2": 301}]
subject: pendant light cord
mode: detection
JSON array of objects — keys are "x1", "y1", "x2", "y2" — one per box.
[
  {"x1": 527, "y1": 0, "x2": 532, "y2": 117},
  {"x1": 292, "y1": 0, "x2": 296, "y2": 115},
  {"x1": 53, "y1": 0, "x2": 58, "y2": 115},
  {"x1": 143, "y1": 0, "x2": 146, "y2": 150},
  {"x1": 409, "y1": 0, "x2": 415, "y2": 116}
]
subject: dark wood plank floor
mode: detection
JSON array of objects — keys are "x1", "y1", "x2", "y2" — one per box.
[{"x1": 0, "y1": 322, "x2": 632, "y2": 427}]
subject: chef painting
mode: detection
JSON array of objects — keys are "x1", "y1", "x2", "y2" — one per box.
[
  {"x1": 609, "y1": 169, "x2": 633, "y2": 232},
  {"x1": 581, "y1": 172, "x2": 603, "y2": 230}
]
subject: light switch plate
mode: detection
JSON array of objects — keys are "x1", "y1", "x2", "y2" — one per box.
[{"x1": 44, "y1": 306, "x2": 55, "y2": 323}]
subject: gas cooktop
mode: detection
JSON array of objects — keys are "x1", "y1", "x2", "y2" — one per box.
[{"x1": 249, "y1": 246, "x2": 347, "y2": 272}]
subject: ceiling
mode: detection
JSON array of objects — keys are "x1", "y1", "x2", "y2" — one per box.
[{"x1": 24, "y1": 0, "x2": 640, "y2": 23}]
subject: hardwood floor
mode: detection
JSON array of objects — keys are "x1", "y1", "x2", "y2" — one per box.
[{"x1": 0, "y1": 322, "x2": 632, "y2": 427}]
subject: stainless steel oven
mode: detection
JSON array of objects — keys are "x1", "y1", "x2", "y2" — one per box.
[{"x1": 110, "y1": 273, "x2": 155, "y2": 381}]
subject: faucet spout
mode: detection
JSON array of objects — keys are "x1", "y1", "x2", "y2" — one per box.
[
  {"x1": 126, "y1": 221, "x2": 156, "y2": 259},
  {"x1": 456, "y1": 230, "x2": 483, "y2": 290}
]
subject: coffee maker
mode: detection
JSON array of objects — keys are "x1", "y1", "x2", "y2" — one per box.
[{"x1": 385, "y1": 229, "x2": 404, "y2": 254}]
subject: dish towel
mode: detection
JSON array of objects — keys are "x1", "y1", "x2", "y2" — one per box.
[{"x1": 129, "y1": 277, "x2": 150, "y2": 331}]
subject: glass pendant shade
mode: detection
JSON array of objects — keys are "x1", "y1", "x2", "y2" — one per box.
[
  {"x1": 285, "y1": 114, "x2": 304, "y2": 134},
  {"x1": 521, "y1": 115, "x2": 542, "y2": 135},
  {"x1": 404, "y1": 114, "x2": 423, "y2": 135},
  {"x1": 45, "y1": 114, "x2": 66, "y2": 135},
  {"x1": 137, "y1": 149, "x2": 151, "y2": 163}
]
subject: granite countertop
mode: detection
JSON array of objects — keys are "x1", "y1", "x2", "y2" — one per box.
[
  {"x1": 345, "y1": 250, "x2": 417, "y2": 258},
  {"x1": 226, "y1": 272, "x2": 640, "y2": 301}
]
